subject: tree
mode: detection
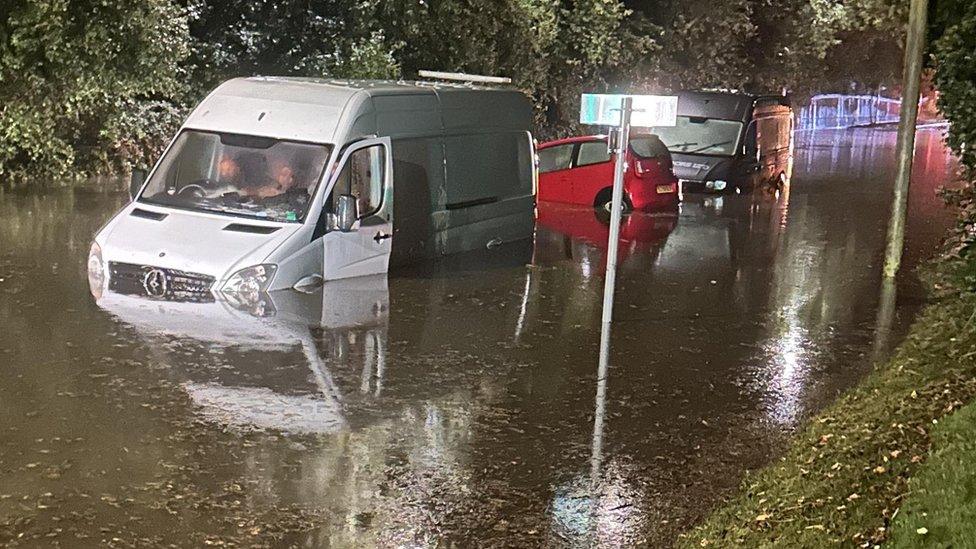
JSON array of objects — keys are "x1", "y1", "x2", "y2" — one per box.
[
  {"x1": 366, "y1": 0, "x2": 657, "y2": 137},
  {"x1": 185, "y1": 0, "x2": 400, "y2": 96},
  {"x1": 0, "y1": 0, "x2": 190, "y2": 179}
]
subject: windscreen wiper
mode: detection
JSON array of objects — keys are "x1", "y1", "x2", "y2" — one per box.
[
  {"x1": 688, "y1": 140, "x2": 733, "y2": 154},
  {"x1": 195, "y1": 204, "x2": 265, "y2": 218}
]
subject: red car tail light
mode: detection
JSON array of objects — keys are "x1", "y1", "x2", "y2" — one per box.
[{"x1": 634, "y1": 159, "x2": 662, "y2": 178}]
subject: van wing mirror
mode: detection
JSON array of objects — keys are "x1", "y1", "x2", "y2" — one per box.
[
  {"x1": 336, "y1": 194, "x2": 358, "y2": 232},
  {"x1": 129, "y1": 168, "x2": 148, "y2": 200}
]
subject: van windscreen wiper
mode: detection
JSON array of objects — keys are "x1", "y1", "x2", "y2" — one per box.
[
  {"x1": 193, "y1": 203, "x2": 268, "y2": 219},
  {"x1": 669, "y1": 141, "x2": 699, "y2": 150},
  {"x1": 688, "y1": 140, "x2": 733, "y2": 154}
]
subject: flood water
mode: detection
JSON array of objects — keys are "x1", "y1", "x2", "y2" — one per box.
[{"x1": 0, "y1": 128, "x2": 959, "y2": 547}]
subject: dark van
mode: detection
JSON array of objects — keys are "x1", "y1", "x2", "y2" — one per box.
[{"x1": 646, "y1": 91, "x2": 793, "y2": 193}]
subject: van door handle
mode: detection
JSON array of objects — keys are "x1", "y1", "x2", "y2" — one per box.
[{"x1": 373, "y1": 231, "x2": 391, "y2": 243}]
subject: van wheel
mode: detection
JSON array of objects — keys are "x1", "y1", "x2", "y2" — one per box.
[{"x1": 595, "y1": 189, "x2": 632, "y2": 213}]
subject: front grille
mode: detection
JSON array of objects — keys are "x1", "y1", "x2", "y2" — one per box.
[{"x1": 108, "y1": 262, "x2": 216, "y2": 302}]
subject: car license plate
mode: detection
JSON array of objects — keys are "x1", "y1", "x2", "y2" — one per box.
[{"x1": 656, "y1": 184, "x2": 676, "y2": 194}]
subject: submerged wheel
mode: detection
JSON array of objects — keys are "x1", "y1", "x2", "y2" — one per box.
[{"x1": 594, "y1": 189, "x2": 632, "y2": 213}]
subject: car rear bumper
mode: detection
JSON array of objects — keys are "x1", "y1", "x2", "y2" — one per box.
[{"x1": 629, "y1": 180, "x2": 679, "y2": 211}]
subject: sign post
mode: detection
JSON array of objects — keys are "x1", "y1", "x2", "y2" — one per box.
[
  {"x1": 579, "y1": 93, "x2": 677, "y2": 323},
  {"x1": 600, "y1": 97, "x2": 632, "y2": 324}
]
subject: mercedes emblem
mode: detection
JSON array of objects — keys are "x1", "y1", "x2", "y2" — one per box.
[{"x1": 142, "y1": 268, "x2": 168, "y2": 298}]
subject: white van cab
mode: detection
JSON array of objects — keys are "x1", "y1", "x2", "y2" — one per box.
[{"x1": 88, "y1": 77, "x2": 536, "y2": 301}]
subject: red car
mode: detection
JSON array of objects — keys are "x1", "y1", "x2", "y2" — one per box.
[{"x1": 537, "y1": 134, "x2": 679, "y2": 212}]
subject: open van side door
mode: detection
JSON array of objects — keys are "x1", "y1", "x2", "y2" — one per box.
[{"x1": 322, "y1": 137, "x2": 394, "y2": 280}]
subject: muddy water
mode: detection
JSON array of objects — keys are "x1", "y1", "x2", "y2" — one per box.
[{"x1": 0, "y1": 128, "x2": 958, "y2": 547}]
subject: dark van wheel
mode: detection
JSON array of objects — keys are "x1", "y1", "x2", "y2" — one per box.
[{"x1": 594, "y1": 189, "x2": 632, "y2": 213}]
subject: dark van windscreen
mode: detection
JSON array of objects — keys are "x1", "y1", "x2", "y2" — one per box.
[{"x1": 648, "y1": 116, "x2": 743, "y2": 156}]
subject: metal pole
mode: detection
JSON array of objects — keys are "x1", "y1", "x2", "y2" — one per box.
[
  {"x1": 883, "y1": 0, "x2": 928, "y2": 278},
  {"x1": 601, "y1": 97, "x2": 632, "y2": 324},
  {"x1": 587, "y1": 319, "x2": 611, "y2": 542}
]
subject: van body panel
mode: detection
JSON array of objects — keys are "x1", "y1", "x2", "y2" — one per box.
[
  {"x1": 437, "y1": 88, "x2": 533, "y2": 132},
  {"x1": 372, "y1": 93, "x2": 442, "y2": 136},
  {"x1": 429, "y1": 194, "x2": 536, "y2": 255}
]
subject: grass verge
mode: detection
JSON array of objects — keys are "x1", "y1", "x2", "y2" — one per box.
[
  {"x1": 679, "y1": 267, "x2": 976, "y2": 547},
  {"x1": 886, "y1": 399, "x2": 976, "y2": 548}
]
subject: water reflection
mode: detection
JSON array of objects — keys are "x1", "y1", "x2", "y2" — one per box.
[
  {"x1": 536, "y1": 201, "x2": 678, "y2": 272},
  {"x1": 96, "y1": 277, "x2": 389, "y2": 434},
  {"x1": 750, "y1": 127, "x2": 957, "y2": 427}
]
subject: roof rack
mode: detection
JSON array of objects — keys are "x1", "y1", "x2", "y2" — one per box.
[{"x1": 418, "y1": 70, "x2": 512, "y2": 85}]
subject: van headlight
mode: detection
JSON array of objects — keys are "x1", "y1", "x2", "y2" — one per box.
[
  {"x1": 87, "y1": 241, "x2": 104, "y2": 298},
  {"x1": 712, "y1": 180, "x2": 728, "y2": 191},
  {"x1": 221, "y1": 264, "x2": 277, "y2": 294}
]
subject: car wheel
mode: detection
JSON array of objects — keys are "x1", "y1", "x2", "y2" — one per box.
[{"x1": 595, "y1": 189, "x2": 632, "y2": 213}]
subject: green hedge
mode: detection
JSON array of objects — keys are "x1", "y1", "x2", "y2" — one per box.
[{"x1": 0, "y1": 0, "x2": 189, "y2": 182}]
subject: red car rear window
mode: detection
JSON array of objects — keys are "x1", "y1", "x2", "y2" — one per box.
[{"x1": 630, "y1": 135, "x2": 669, "y2": 158}]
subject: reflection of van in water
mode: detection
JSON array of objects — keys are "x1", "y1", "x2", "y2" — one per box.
[
  {"x1": 88, "y1": 77, "x2": 535, "y2": 300},
  {"x1": 646, "y1": 91, "x2": 793, "y2": 193}
]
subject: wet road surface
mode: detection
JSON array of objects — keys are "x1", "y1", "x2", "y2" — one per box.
[{"x1": 0, "y1": 128, "x2": 959, "y2": 546}]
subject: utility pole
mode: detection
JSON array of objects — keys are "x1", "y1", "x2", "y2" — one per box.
[{"x1": 883, "y1": 0, "x2": 929, "y2": 278}]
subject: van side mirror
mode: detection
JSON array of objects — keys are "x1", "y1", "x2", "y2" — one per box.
[
  {"x1": 129, "y1": 168, "x2": 147, "y2": 200},
  {"x1": 336, "y1": 194, "x2": 358, "y2": 232}
]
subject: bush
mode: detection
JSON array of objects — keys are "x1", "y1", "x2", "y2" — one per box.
[
  {"x1": 934, "y1": 2, "x2": 976, "y2": 172},
  {"x1": 0, "y1": 0, "x2": 190, "y2": 182},
  {"x1": 932, "y1": 1, "x2": 976, "y2": 276}
]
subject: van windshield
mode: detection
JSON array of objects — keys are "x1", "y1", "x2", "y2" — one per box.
[
  {"x1": 139, "y1": 130, "x2": 332, "y2": 223},
  {"x1": 648, "y1": 116, "x2": 743, "y2": 156}
]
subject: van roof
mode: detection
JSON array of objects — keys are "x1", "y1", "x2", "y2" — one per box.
[
  {"x1": 216, "y1": 76, "x2": 502, "y2": 100},
  {"x1": 676, "y1": 91, "x2": 790, "y2": 122},
  {"x1": 183, "y1": 77, "x2": 528, "y2": 144}
]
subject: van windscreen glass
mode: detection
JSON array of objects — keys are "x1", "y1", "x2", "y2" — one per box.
[
  {"x1": 138, "y1": 130, "x2": 332, "y2": 223},
  {"x1": 648, "y1": 116, "x2": 743, "y2": 156}
]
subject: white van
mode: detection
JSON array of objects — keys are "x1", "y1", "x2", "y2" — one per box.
[{"x1": 88, "y1": 77, "x2": 536, "y2": 301}]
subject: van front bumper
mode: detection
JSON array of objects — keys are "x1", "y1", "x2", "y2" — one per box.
[{"x1": 679, "y1": 179, "x2": 733, "y2": 193}]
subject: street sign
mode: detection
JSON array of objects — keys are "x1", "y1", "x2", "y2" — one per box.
[{"x1": 580, "y1": 93, "x2": 678, "y2": 127}]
